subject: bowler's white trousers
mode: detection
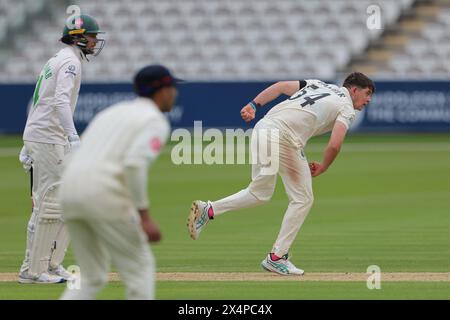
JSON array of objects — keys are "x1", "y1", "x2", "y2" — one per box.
[{"x1": 212, "y1": 118, "x2": 314, "y2": 257}]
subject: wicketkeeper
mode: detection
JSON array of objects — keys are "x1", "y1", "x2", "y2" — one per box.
[{"x1": 18, "y1": 14, "x2": 105, "y2": 284}]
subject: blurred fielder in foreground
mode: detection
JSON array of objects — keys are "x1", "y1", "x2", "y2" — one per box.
[
  {"x1": 188, "y1": 72, "x2": 374, "y2": 275},
  {"x1": 18, "y1": 14, "x2": 105, "y2": 284},
  {"x1": 59, "y1": 65, "x2": 178, "y2": 300}
]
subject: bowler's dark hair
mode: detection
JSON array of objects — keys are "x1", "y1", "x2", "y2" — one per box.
[{"x1": 343, "y1": 72, "x2": 375, "y2": 93}]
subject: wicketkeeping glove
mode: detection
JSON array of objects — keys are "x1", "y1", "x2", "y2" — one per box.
[
  {"x1": 19, "y1": 146, "x2": 33, "y2": 172},
  {"x1": 68, "y1": 134, "x2": 81, "y2": 151}
]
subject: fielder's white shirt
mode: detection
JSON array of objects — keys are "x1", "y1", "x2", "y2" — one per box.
[
  {"x1": 265, "y1": 79, "x2": 356, "y2": 148},
  {"x1": 23, "y1": 45, "x2": 84, "y2": 145},
  {"x1": 61, "y1": 97, "x2": 170, "y2": 219}
]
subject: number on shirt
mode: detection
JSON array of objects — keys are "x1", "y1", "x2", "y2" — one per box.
[
  {"x1": 288, "y1": 89, "x2": 308, "y2": 101},
  {"x1": 290, "y1": 88, "x2": 330, "y2": 108},
  {"x1": 289, "y1": 82, "x2": 332, "y2": 109},
  {"x1": 300, "y1": 93, "x2": 330, "y2": 107}
]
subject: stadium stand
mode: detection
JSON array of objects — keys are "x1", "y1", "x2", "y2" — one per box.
[
  {"x1": 347, "y1": 0, "x2": 450, "y2": 79},
  {"x1": 4, "y1": 0, "x2": 449, "y2": 83}
]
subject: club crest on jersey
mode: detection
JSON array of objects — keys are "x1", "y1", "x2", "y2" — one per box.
[
  {"x1": 150, "y1": 137, "x2": 162, "y2": 153},
  {"x1": 349, "y1": 115, "x2": 356, "y2": 124},
  {"x1": 65, "y1": 65, "x2": 77, "y2": 76}
]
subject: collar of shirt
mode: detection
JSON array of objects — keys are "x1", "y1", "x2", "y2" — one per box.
[
  {"x1": 135, "y1": 96, "x2": 160, "y2": 112},
  {"x1": 67, "y1": 45, "x2": 86, "y2": 62},
  {"x1": 340, "y1": 86, "x2": 354, "y2": 107}
]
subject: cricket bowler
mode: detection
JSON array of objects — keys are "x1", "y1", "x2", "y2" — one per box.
[
  {"x1": 18, "y1": 14, "x2": 105, "y2": 283},
  {"x1": 188, "y1": 72, "x2": 374, "y2": 275},
  {"x1": 59, "y1": 65, "x2": 179, "y2": 300}
]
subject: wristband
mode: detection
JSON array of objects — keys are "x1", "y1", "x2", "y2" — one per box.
[{"x1": 249, "y1": 100, "x2": 261, "y2": 111}]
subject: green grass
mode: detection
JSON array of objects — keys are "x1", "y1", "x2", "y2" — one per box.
[
  {"x1": 1, "y1": 281, "x2": 449, "y2": 300},
  {"x1": 1, "y1": 134, "x2": 449, "y2": 299}
]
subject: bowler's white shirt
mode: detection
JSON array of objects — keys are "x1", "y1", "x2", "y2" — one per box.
[{"x1": 265, "y1": 79, "x2": 356, "y2": 148}]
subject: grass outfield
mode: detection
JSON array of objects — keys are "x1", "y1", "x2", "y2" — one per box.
[
  {"x1": 1, "y1": 281, "x2": 450, "y2": 300},
  {"x1": 0, "y1": 134, "x2": 449, "y2": 299}
]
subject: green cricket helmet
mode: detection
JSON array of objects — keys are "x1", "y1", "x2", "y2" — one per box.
[{"x1": 61, "y1": 14, "x2": 105, "y2": 56}]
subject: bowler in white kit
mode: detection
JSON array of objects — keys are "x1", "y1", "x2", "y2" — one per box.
[
  {"x1": 59, "y1": 65, "x2": 179, "y2": 300},
  {"x1": 18, "y1": 14, "x2": 105, "y2": 284},
  {"x1": 188, "y1": 72, "x2": 375, "y2": 275}
]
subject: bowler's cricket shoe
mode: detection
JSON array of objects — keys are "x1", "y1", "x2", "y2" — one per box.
[
  {"x1": 188, "y1": 200, "x2": 213, "y2": 240},
  {"x1": 18, "y1": 271, "x2": 66, "y2": 284},
  {"x1": 261, "y1": 254, "x2": 305, "y2": 275},
  {"x1": 48, "y1": 264, "x2": 73, "y2": 281}
]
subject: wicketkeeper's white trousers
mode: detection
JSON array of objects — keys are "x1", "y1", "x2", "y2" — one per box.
[
  {"x1": 20, "y1": 141, "x2": 70, "y2": 275},
  {"x1": 60, "y1": 212, "x2": 155, "y2": 300},
  {"x1": 212, "y1": 118, "x2": 314, "y2": 257}
]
